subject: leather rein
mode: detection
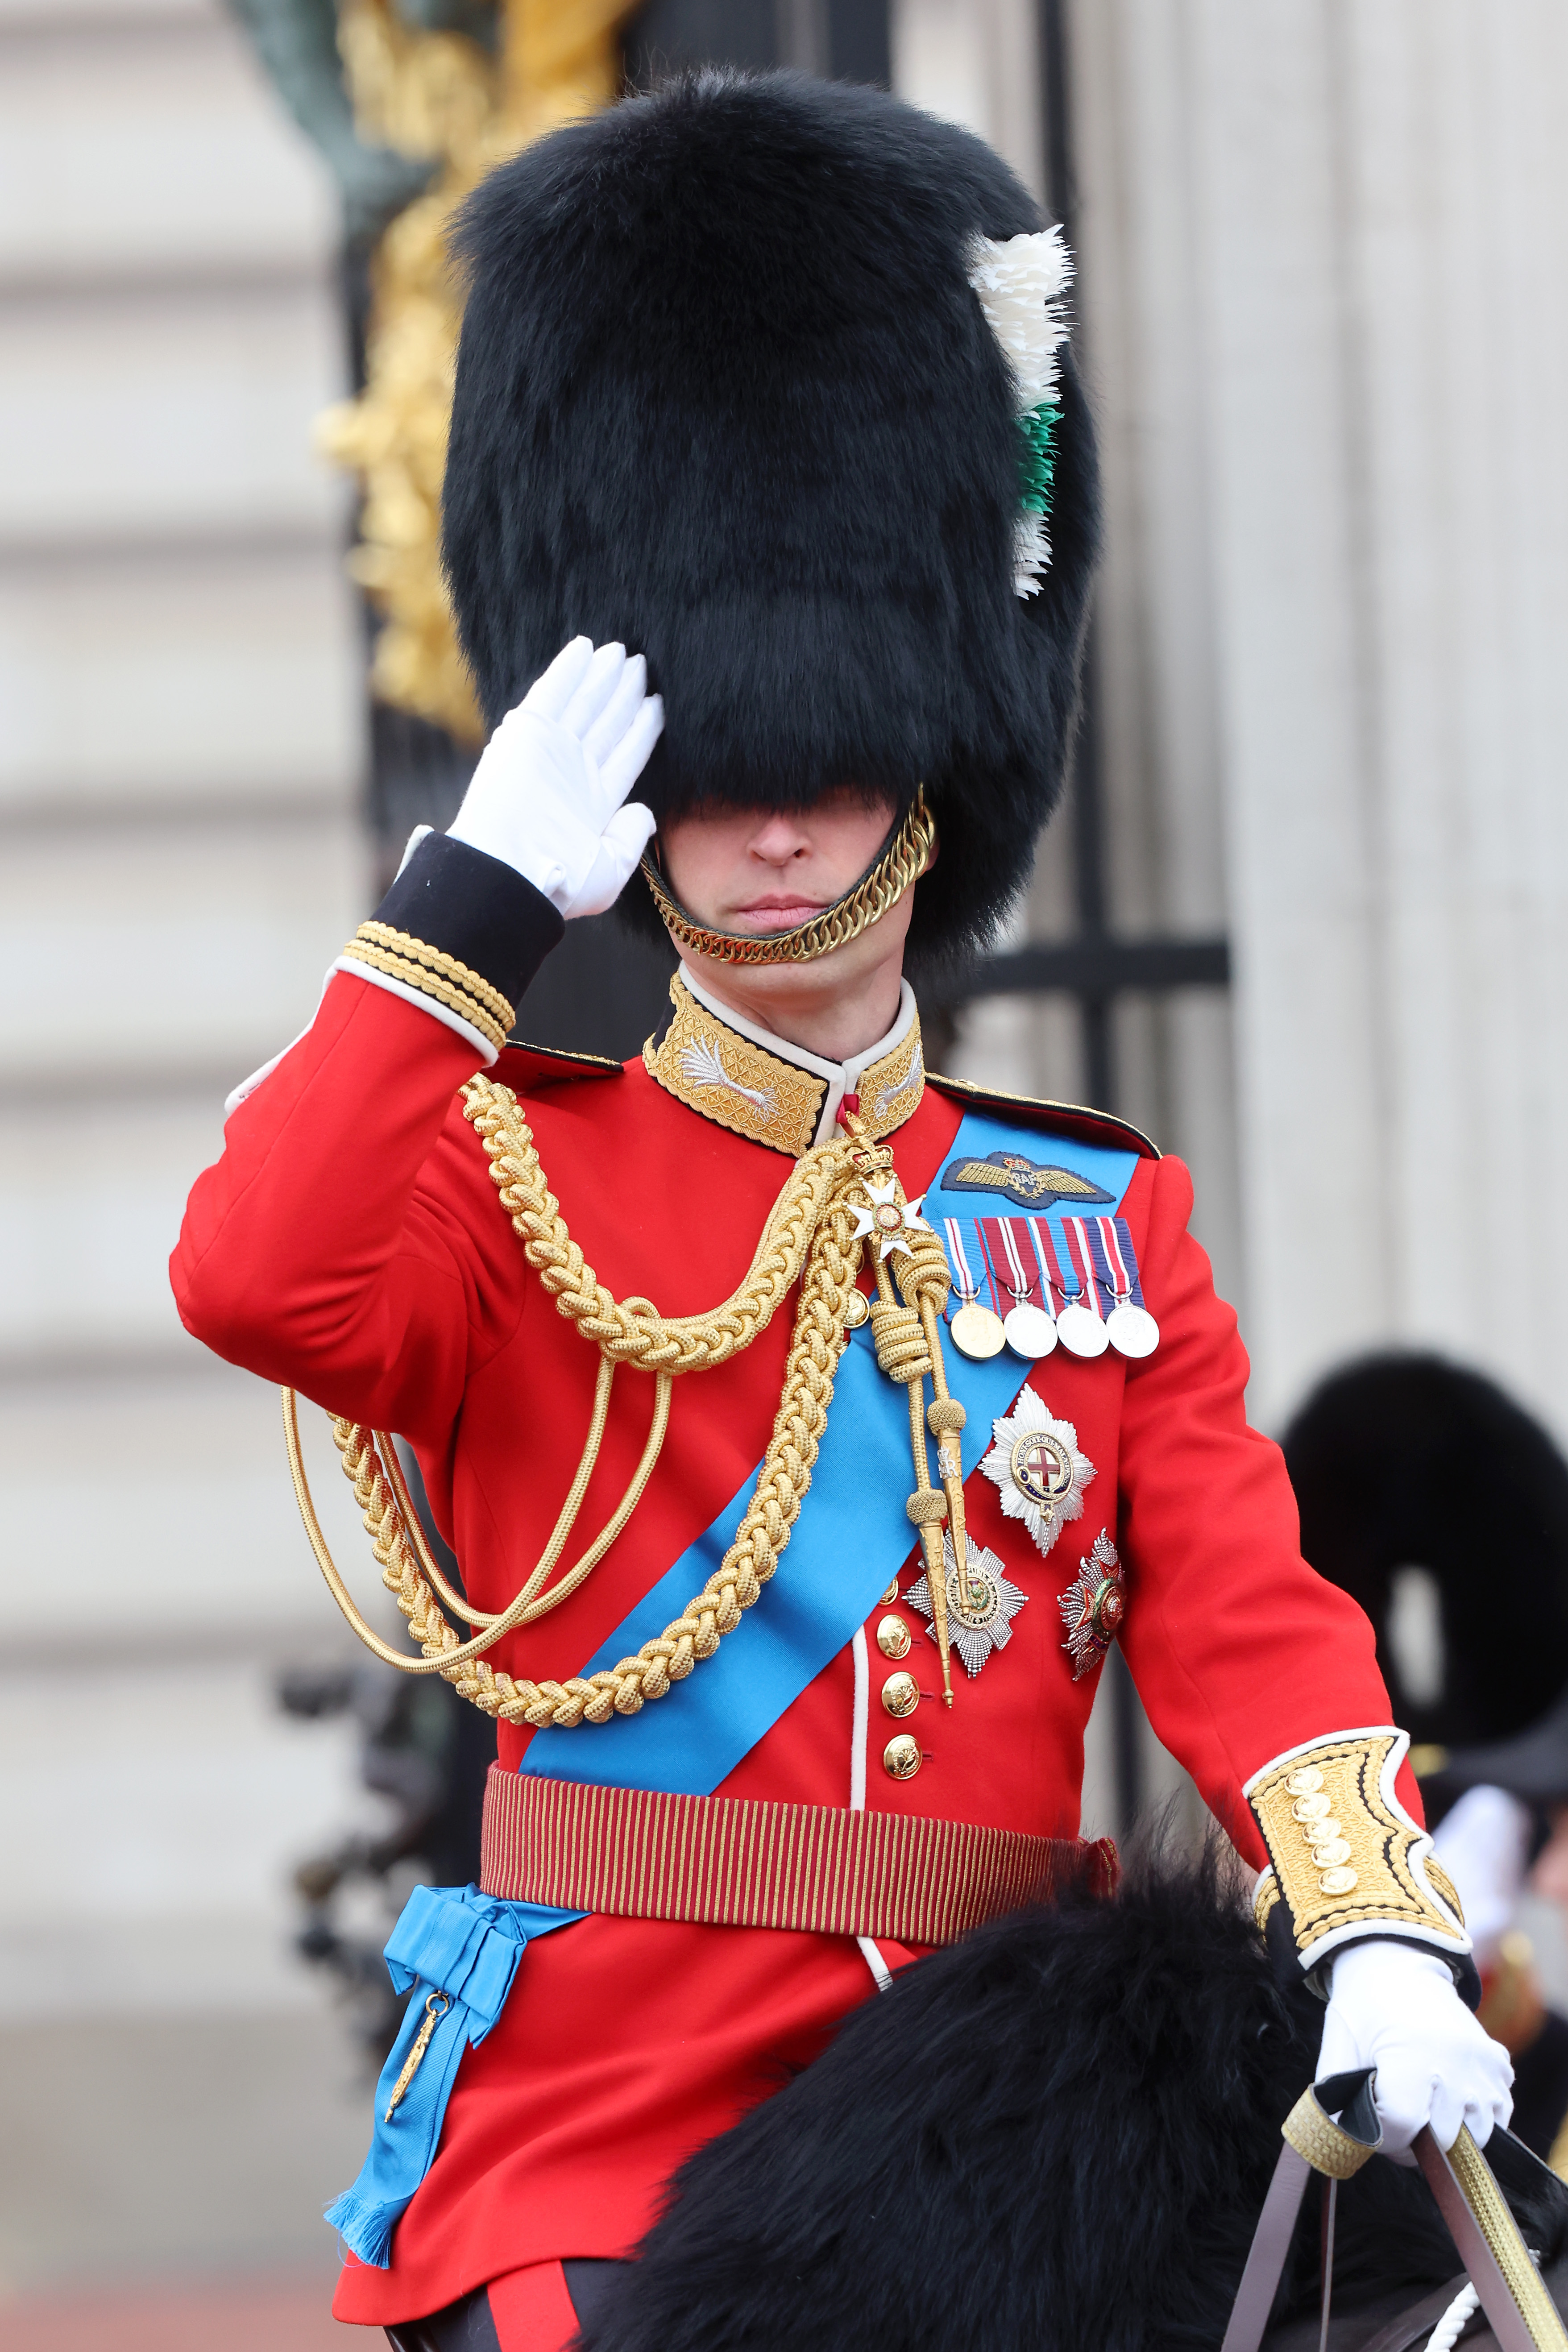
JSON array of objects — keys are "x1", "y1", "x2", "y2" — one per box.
[{"x1": 1225, "y1": 2073, "x2": 1568, "y2": 2352}]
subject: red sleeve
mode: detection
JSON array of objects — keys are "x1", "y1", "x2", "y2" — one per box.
[
  {"x1": 170, "y1": 974, "x2": 527, "y2": 1443},
  {"x1": 1116, "y1": 1155, "x2": 1418, "y2": 1871}
]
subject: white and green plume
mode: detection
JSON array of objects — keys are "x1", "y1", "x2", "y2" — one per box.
[{"x1": 967, "y1": 224, "x2": 1073, "y2": 599}]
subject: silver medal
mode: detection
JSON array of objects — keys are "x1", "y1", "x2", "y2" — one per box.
[
  {"x1": 1004, "y1": 1301, "x2": 1057, "y2": 1360},
  {"x1": 1106, "y1": 1301, "x2": 1159, "y2": 1359},
  {"x1": 1054, "y1": 1300, "x2": 1109, "y2": 1358}
]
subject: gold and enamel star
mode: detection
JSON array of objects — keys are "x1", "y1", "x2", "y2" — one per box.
[{"x1": 850, "y1": 1177, "x2": 931, "y2": 1262}]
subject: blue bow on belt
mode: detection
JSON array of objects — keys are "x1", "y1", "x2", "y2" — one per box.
[{"x1": 324, "y1": 1883, "x2": 581, "y2": 2268}]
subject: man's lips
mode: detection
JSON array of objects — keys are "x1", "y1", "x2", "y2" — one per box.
[{"x1": 731, "y1": 894, "x2": 825, "y2": 929}]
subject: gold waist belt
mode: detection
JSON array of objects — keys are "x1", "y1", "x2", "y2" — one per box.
[{"x1": 478, "y1": 1765, "x2": 1116, "y2": 1949}]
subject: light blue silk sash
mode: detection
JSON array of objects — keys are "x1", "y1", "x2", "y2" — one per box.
[{"x1": 328, "y1": 1105, "x2": 1138, "y2": 2264}]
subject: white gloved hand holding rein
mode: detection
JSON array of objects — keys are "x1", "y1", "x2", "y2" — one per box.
[
  {"x1": 1317, "y1": 1937, "x2": 1513, "y2": 2160},
  {"x1": 449, "y1": 637, "x2": 664, "y2": 919}
]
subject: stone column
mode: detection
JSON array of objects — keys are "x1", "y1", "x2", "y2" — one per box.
[{"x1": 1070, "y1": 2, "x2": 1568, "y2": 1439}]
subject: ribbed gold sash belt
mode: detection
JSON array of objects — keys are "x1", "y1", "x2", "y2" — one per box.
[{"x1": 479, "y1": 1764, "x2": 1117, "y2": 1948}]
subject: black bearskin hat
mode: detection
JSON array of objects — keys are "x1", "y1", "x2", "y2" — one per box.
[
  {"x1": 444, "y1": 69, "x2": 1100, "y2": 965},
  {"x1": 1281, "y1": 1352, "x2": 1568, "y2": 1757}
]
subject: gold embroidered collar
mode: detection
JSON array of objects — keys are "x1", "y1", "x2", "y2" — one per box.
[{"x1": 643, "y1": 967, "x2": 926, "y2": 1156}]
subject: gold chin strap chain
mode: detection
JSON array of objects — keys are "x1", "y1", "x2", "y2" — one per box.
[
  {"x1": 638, "y1": 787, "x2": 936, "y2": 968},
  {"x1": 283, "y1": 1079, "x2": 970, "y2": 1723}
]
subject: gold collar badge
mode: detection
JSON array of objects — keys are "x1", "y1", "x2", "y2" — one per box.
[{"x1": 643, "y1": 971, "x2": 926, "y2": 1157}]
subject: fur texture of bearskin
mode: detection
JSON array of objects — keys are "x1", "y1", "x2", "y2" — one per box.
[
  {"x1": 443, "y1": 69, "x2": 1100, "y2": 968},
  {"x1": 1282, "y1": 1352, "x2": 1568, "y2": 1753},
  {"x1": 574, "y1": 1845, "x2": 1568, "y2": 2352}
]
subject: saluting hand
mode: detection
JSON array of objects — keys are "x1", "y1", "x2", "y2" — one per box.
[{"x1": 448, "y1": 638, "x2": 664, "y2": 919}]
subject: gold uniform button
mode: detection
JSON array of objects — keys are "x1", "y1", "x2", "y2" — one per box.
[
  {"x1": 1286, "y1": 1766, "x2": 1325, "y2": 1796},
  {"x1": 883, "y1": 1733, "x2": 922, "y2": 1780},
  {"x1": 1304, "y1": 1817, "x2": 1342, "y2": 1844},
  {"x1": 876, "y1": 1614, "x2": 912, "y2": 1660},
  {"x1": 879, "y1": 1580, "x2": 901, "y2": 1607},
  {"x1": 1313, "y1": 1838, "x2": 1352, "y2": 1868},
  {"x1": 1292, "y1": 1793, "x2": 1332, "y2": 1823},
  {"x1": 881, "y1": 1671, "x2": 919, "y2": 1719},
  {"x1": 842, "y1": 1290, "x2": 871, "y2": 1329},
  {"x1": 1319, "y1": 1865, "x2": 1359, "y2": 1897}
]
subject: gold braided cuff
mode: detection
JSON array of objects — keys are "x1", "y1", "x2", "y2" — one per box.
[
  {"x1": 340, "y1": 925, "x2": 515, "y2": 1055},
  {"x1": 1245, "y1": 1727, "x2": 1469, "y2": 1970},
  {"x1": 640, "y1": 788, "x2": 936, "y2": 967}
]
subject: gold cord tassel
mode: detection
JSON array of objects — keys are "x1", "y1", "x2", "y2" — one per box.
[{"x1": 844, "y1": 1116, "x2": 967, "y2": 1708}]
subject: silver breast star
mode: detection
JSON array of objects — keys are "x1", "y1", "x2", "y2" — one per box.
[
  {"x1": 979, "y1": 1387, "x2": 1094, "y2": 1562},
  {"x1": 905, "y1": 1531, "x2": 1027, "y2": 1679}
]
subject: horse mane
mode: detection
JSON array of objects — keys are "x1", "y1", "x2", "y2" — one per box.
[{"x1": 577, "y1": 1837, "x2": 1568, "y2": 2352}]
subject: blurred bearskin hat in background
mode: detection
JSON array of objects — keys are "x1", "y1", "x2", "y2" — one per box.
[
  {"x1": 1281, "y1": 1351, "x2": 1568, "y2": 1759},
  {"x1": 443, "y1": 68, "x2": 1100, "y2": 968}
]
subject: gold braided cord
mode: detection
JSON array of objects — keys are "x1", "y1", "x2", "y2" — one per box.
[
  {"x1": 282, "y1": 1361, "x2": 669, "y2": 1677},
  {"x1": 375, "y1": 1349, "x2": 622, "y2": 1631},
  {"x1": 355, "y1": 921, "x2": 517, "y2": 1032},
  {"x1": 639, "y1": 789, "x2": 936, "y2": 967},
  {"x1": 380, "y1": 1425, "x2": 500, "y2": 1626},
  {"x1": 340, "y1": 937, "x2": 510, "y2": 1054},
  {"x1": 285, "y1": 1092, "x2": 892, "y2": 1726},
  {"x1": 460, "y1": 1079, "x2": 864, "y2": 1370}
]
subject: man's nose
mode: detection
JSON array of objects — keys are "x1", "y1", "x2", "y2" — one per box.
[{"x1": 748, "y1": 815, "x2": 812, "y2": 861}]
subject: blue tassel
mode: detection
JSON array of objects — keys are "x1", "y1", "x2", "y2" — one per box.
[{"x1": 325, "y1": 2186, "x2": 399, "y2": 2270}]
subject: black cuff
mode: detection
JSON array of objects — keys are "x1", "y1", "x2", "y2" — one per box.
[
  {"x1": 374, "y1": 833, "x2": 565, "y2": 1016},
  {"x1": 1265, "y1": 1902, "x2": 1483, "y2": 2012}
]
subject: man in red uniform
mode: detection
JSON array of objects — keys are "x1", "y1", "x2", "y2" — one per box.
[{"x1": 172, "y1": 69, "x2": 1509, "y2": 2352}]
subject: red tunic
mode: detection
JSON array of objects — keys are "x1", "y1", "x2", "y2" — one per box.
[{"x1": 171, "y1": 973, "x2": 1403, "y2": 2327}]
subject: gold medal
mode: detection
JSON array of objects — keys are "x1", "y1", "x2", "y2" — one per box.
[{"x1": 949, "y1": 1301, "x2": 1007, "y2": 1359}]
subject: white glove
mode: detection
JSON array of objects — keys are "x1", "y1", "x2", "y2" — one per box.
[
  {"x1": 448, "y1": 637, "x2": 663, "y2": 919},
  {"x1": 1318, "y1": 1938, "x2": 1513, "y2": 2159}
]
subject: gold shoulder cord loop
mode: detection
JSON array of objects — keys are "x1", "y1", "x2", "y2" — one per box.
[
  {"x1": 284, "y1": 1081, "x2": 972, "y2": 1724},
  {"x1": 283, "y1": 1083, "x2": 875, "y2": 1726}
]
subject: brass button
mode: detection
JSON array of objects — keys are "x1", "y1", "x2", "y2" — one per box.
[
  {"x1": 1292, "y1": 1793, "x2": 1332, "y2": 1823},
  {"x1": 1286, "y1": 1766, "x2": 1325, "y2": 1796},
  {"x1": 1319, "y1": 1865, "x2": 1358, "y2": 1897},
  {"x1": 883, "y1": 1732, "x2": 922, "y2": 1780},
  {"x1": 1313, "y1": 1838, "x2": 1352, "y2": 1868},
  {"x1": 881, "y1": 1671, "x2": 919, "y2": 1719},
  {"x1": 879, "y1": 1580, "x2": 901, "y2": 1606},
  {"x1": 1304, "y1": 1817, "x2": 1342, "y2": 1845},
  {"x1": 842, "y1": 1290, "x2": 870, "y2": 1329},
  {"x1": 876, "y1": 1614, "x2": 912, "y2": 1660}
]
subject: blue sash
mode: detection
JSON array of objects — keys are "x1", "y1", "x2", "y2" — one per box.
[{"x1": 328, "y1": 1104, "x2": 1138, "y2": 2263}]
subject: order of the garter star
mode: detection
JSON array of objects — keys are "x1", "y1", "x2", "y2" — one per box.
[
  {"x1": 979, "y1": 1385, "x2": 1095, "y2": 1561},
  {"x1": 851, "y1": 1178, "x2": 931, "y2": 1261}
]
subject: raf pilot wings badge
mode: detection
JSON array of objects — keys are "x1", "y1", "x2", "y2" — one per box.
[{"x1": 938, "y1": 1150, "x2": 1117, "y2": 1212}]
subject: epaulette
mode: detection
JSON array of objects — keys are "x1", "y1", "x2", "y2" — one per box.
[
  {"x1": 496, "y1": 1037, "x2": 626, "y2": 1087},
  {"x1": 926, "y1": 1072, "x2": 1159, "y2": 1161}
]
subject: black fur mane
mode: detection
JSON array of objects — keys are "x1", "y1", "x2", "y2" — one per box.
[{"x1": 578, "y1": 1845, "x2": 1568, "y2": 2352}]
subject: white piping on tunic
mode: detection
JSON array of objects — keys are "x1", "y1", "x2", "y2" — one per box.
[{"x1": 850, "y1": 1623, "x2": 893, "y2": 1993}]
